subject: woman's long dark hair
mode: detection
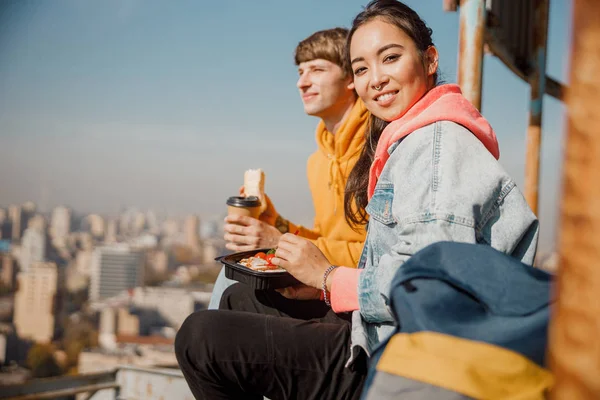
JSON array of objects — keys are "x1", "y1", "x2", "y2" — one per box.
[{"x1": 344, "y1": 0, "x2": 438, "y2": 228}]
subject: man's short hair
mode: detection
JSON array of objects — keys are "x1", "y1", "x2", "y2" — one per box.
[{"x1": 294, "y1": 27, "x2": 351, "y2": 77}]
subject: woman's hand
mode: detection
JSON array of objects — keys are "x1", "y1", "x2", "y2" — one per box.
[{"x1": 272, "y1": 234, "x2": 331, "y2": 289}]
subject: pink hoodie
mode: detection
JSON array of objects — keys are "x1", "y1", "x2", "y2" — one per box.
[
  {"x1": 367, "y1": 84, "x2": 500, "y2": 200},
  {"x1": 331, "y1": 84, "x2": 500, "y2": 313}
]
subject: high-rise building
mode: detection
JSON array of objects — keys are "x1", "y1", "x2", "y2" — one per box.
[
  {"x1": 87, "y1": 214, "x2": 105, "y2": 239},
  {"x1": 150, "y1": 250, "x2": 168, "y2": 275},
  {"x1": 50, "y1": 206, "x2": 71, "y2": 243},
  {"x1": 130, "y1": 286, "x2": 195, "y2": 329},
  {"x1": 98, "y1": 307, "x2": 116, "y2": 350},
  {"x1": 1, "y1": 254, "x2": 14, "y2": 290},
  {"x1": 200, "y1": 218, "x2": 220, "y2": 240},
  {"x1": 22, "y1": 202, "x2": 36, "y2": 213},
  {"x1": 105, "y1": 219, "x2": 117, "y2": 243},
  {"x1": 145, "y1": 210, "x2": 160, "y2": 234},
  {"x1": 202, "y1": 241, "x2": 219, "y2": 265},
  {"x1": 132, "y1": 213, "x2": 145, "y2": 236},
  {"x1": 0, "y1": 209, "x2": 6, "y2": 240},
  {"x1": 27, "y1": 215, "x2": 45, "y2": 232},
  {"x1": 162, "y1": 219, "x2": 179, "y2": 238},
  {"x1": 184, "y1": 215, "x2": 200, "y2": 250},
  {"x1": 19, "y1": 227, "x2": 45, "y2": 273},
  {"x1": 13, "y1": 262, "x2": 58, "y2": 343},
  {"x1": 75, "y1": 249, "x2": 93, "y2": 277},
  {"x1": 119, "y1": 208, "x2": 145, "y2": 237},
  {"x1": 20, "y1": 202, "x2": 36, "y2": 238},
  {"x1": 89, "y1": 246, "x2": 145, "y2": 302},
  {"x1": 117, "y1": 307, "x2": 140, "y2": 336},
  {"x1": 8, "y1": 205, "x2": 21, "y2": 241}
]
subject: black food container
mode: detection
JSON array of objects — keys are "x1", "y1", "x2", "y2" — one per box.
[{"x1": 217, "y1": 249, "x2": 301, "y2": 290}]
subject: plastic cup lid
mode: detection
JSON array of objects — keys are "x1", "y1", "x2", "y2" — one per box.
[{"x1": 226, "y1": 196, "x2": 260, "y2": 207}]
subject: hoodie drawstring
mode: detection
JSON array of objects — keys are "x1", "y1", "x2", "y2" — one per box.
[{"x1": 327, "y1": 154, "x2": 344, "y2": 215}]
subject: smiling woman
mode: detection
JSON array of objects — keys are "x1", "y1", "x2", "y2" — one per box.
[{"x1": 344, "y1": 1, "x2": 440, "y2": 224}]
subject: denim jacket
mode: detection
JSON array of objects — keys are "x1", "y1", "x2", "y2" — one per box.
[{"x1": 348, "y1": 121, "x2": 539, "y2": 365}]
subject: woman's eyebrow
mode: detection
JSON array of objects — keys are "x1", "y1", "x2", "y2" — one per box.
[{"x1": 351, "y1": 43, "x2": 405, "y2": 65}]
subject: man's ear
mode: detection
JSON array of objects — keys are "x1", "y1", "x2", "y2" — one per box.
[{"x1": 347, "y1": 79, "x2": 355, "y2": 91}]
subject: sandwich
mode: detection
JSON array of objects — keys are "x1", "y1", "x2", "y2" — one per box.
[{"x1": 244, "y1": 168, "x2": 267, "y2": 214}]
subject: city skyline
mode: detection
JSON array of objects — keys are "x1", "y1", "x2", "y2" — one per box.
[{"x1": 0, "y1": 1, "x2": 572, "y2": 252}]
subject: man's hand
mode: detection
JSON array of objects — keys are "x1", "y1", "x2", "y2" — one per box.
[
  {"x1": 238, "y1": 185, "x2": 280, "y2": 227},
  {"x1": 276, "y1": 284, "x2": 321, "y2": 300},
  {"x1": 257, "y1": 194, "x2": 279, "y2": 226},
  {"x1": 224, "y1": 215, "x2": 282, "y2": 252}
]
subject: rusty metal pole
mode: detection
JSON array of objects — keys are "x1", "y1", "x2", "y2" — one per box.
[
  {"x1": 457, "y1": 0, "x2": 486, "y2": 111},
  {"x1": 443, "y1": 0, "x2": 459, "y2": 12},
  {"x1": 524, "y1": 0, "x2": 550, "y2": 215},
  {"x1": 548, "y1": 0, "x2": 600, "y2": 398}
]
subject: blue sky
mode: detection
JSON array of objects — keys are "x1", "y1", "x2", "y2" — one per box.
[{"x1": 0, "y1": 0, "x2": 571, "y2": 252}]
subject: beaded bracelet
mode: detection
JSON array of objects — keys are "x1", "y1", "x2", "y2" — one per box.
[{"x1": 322, "y1": 265, "x2": 338, "y2": 307}]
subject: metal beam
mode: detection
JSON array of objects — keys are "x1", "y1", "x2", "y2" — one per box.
[
  {"x1": 548, "y1": 0, "x2": 600, "y2": 398},
  {"x1": 524, "y1": 0, "x2": 550, "y2": 215},
  {"x1": 443, "y1": 0, "x2": 459, "y2": 12},
  {"x1": 0, "y1": 371, "x2": 118, "y2": 399},
  {"x1": 484, "y1": 27, "x2": 565, "y2": 102},
  {"x1": 457, "y1": 0, "x2": 487, "y2": 110},
  {"x1": 546, "y1": 76, "x2": 565, "y2": 102},
  {"x1": 2, "y1": 383, "x2": 119, "y2": 400}
]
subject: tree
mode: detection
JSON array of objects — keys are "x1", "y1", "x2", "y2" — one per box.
[
  {"x1": 61, "y1": 317, "x2": 98, "y2": 370},
  {"x1": 26, "y1": 343, "x2": 62, "y2": 378}
]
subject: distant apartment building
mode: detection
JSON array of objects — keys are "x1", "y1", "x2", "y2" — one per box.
[
  {"x1": 20, "y1": 202, "x2": 37, "y2": 238},
  {"x1": 50, "y1": 206, "x2": 71, "y2": 244},
  {"x1": 202, "y1": 238, "x2": 226, "y2": 266},
  {"x1": 129, "y1": 233, "x2": 158, "y2": 249},
  {"x1": 19, "y1": 227, "x2": 45, "y2": 273},
  {"x1": 105, "y1": 219, "x2": 118, "y2": 243},
  {"x1": 119, "y1": 208, "x2": 145, "y2": 237},
  {"x1": 132, "y1": 213, "x2": 146, "y2": 236},
  {"x1": 145, "y1": 210, "x2": 160, "y2": 234},
  {"x1": 148, "y1": 250, "x2": 168, "y2": 276},
  {"x1": 0, "y1": 325, "x2": 7, "y2": 364},
  {"x1": 13, "y1": 262, "x2": 58, "y2": 343},
  {"x1": 99, "y1": 307, "x2": 117, "y2": 350},
  {"x1": 162, "y1": 219, "x2": 179, "y2": 238},
  {"x1": 75, "y1": 249, "x2": 93, "y2": 276},
  {"x1": 89, "y1": 246, "x2": 145, "y2": 302},
  {"x1": 8, "y1": 205, "x2": 21, "y2": 241},
  {"x1": 184, "y1": 215, "x2": 200, "y2": 250},
  {"x1": 1, "y1": 253, "x2": 15, "y2": 290},
  {"x1": 27, "y1": 214, "x2": 45, "y2": 232},
  {"x1": 130, "y1": 286, "x2": 196, "y2": 330},
  {"x1": 117, "y1": 307, "x2": 140, "y2": 336},
  {"x1": 0, "y1": 209, "x2": 7, "y2": 240},
  {"x1": 86, "y1": 214, "x2": 105, "y2": 239}
]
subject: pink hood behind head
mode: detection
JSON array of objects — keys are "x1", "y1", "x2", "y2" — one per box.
[{"x1": 368, "y1": 84, "x2": 500, "y2": 199}]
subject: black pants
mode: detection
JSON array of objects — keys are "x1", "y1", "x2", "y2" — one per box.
[{"x1": 175, "y1": 283, "x2": 367, "y2": 400}]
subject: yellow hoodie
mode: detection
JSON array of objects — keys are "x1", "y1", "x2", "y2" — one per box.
[{"x1": 288, "y1": 99, "x2": 369, "y2": 268}]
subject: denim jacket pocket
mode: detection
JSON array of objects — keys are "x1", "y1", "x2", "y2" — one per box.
[{"x1": 366, "y1": 185, "x2": 396, "y2": 226}]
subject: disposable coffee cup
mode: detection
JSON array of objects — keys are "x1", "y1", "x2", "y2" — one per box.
[{"x1": 226, "y1": 196, "x2": 261, "y2": 219}]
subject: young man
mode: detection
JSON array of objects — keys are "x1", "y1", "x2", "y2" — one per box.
[{"x1": 208, "y1": 27, "x2": 368, "y2": 309}]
